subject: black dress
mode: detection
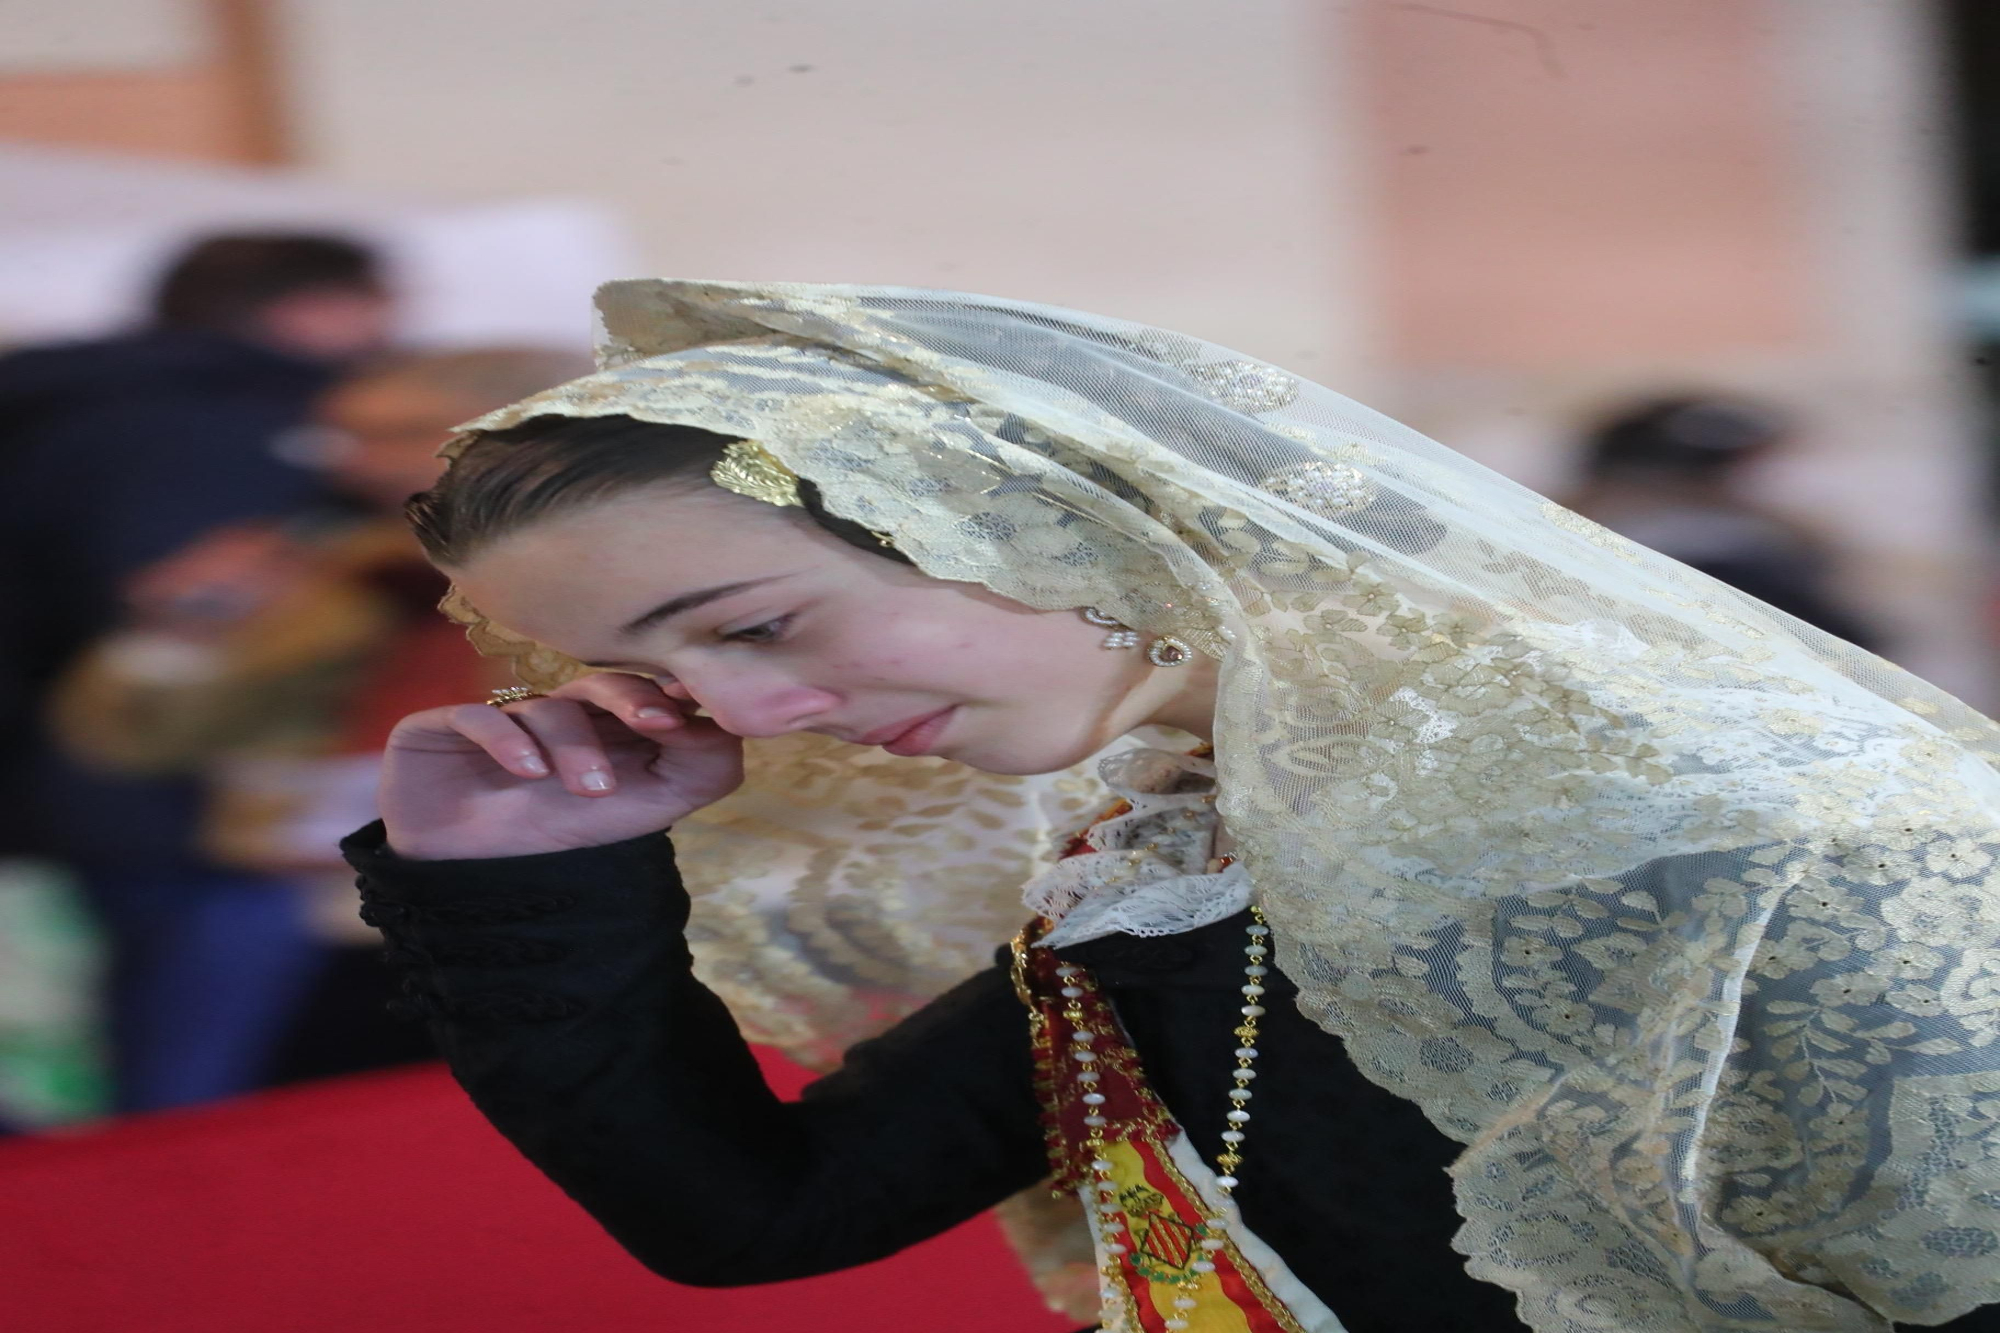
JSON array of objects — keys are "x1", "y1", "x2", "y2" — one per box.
[{"x1": 342, "y1": 824, "x2": 2000, "y2": 1332}]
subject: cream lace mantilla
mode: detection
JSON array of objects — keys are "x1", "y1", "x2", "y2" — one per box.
[{"x1": 438, "y1": 280, "x2": 2000, "y2": 1331}]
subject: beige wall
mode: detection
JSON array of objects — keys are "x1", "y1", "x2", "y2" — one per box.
[
  {"x1": 274, "y1": 0, "x2": 1367, "y2": 383},
  {"x1": 13, "y1": 0, "x2": 1980, "y2": 696},
  {"x1": 1348, "y1": 0, "x2": 1988, "y2": 699},
  {"x1": 0, "y1": 68, "x2": 239, "y2": 159},
  {"x1": 1357, "y1": 0, "x2": 1812, "y2": 370},
  {"x1": 0, "y1": 0, "x2": 209, "y2": 74},
  {"x1": 0, "y1": 0, "x2": 286, "y2": 162}
]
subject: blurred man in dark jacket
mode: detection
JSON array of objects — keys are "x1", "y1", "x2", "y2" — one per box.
[
  {"x1": 0, "y1": 233, "x2": 392, "y2": 1111},
  {"x1": 1563, "y1": 395, "x2": 1883, "y2": 652}
]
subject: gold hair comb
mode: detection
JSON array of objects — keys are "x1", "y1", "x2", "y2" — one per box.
[{"x1": 711, "y1": 440, "x2": 804, "y2": 508}]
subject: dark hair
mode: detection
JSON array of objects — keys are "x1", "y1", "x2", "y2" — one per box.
[
  {"x1": 406, "y1": 413, "x2": 910, "y2": 567},
  {"x1": 150, "y1": 233, "x2": 383, "y2": 332},
  {"x1": 1582, "y1": 396, "x2": 1787, "y2": 478}
]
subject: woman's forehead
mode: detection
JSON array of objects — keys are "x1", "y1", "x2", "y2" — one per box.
[{"x1": 451, "y1": 494, "x2": 833, "y2": 630}]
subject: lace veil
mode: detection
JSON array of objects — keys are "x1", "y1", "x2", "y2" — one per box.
[{"x1": 441, "y1": 280, "x2": 2000, "y2": 1331}]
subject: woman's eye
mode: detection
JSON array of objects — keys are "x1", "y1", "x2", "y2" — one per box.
[{"x1": 722, "y1": 615, "x2": 793, "y2": 645}]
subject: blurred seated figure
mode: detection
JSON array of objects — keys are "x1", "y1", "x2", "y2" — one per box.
[
  {"x1": 45, "y1": 347, "x2": 583, "y2": 1107},
  {"x1": 0, "y1": 234, "x2": 394, "y2": 759},
  {"x1": 0, "y1": 232, "x2": 393, "y2": 1113},
  {"x1": 1562, "y1": 395, "x2": 1882, "y2": 650}
]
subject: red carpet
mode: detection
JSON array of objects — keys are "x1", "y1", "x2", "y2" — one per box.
[{"x1": 0, "y1": 1054, "x2": 1075, "y2": 1332}]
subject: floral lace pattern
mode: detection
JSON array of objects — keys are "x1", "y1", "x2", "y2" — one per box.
[
  {"x1": 439, "y1": 281, "x2": 2000, "y2": 1331},
  {"x1": 675, "y1": 731, "x2": 1109, "y2": 1071}
]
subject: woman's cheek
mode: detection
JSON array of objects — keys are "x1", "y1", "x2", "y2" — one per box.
[{"x1": 852, "y1": 612, "x2": 968, "y2": 668}]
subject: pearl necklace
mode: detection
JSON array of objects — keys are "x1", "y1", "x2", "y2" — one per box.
[
  {"x1": 1218, "y1": 908, "x2": 1270, "y2": 1191},
  {"x1": 1059, "y1": 904, "x2": 1271, "y2": 1330}
]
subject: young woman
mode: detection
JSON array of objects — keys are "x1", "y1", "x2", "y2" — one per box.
[{"x1": 346, "y1": 281, "x2": 2000, "y2": 1333}]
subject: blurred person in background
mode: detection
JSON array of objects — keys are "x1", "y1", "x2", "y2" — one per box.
[
  {"x1": 1561, "y1": 395, "x2": 1883, "y2": 650},
  {"x1": 0, "y1": 234, "x2": 393, "y2": 729},
  {"x1": 42, "y1": 348, "x2": 583, "y2": 1106},
  {"x1": 0, "y1": 232, "x2": 390, "y2": 1112}
]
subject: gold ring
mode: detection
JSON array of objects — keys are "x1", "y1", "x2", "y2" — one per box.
[{"x1": 486, "y1": 686, "x2": 547, "y2": 707}]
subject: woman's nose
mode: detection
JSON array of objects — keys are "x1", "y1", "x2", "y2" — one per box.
[{"x1": 686, "y1": 677, "x2": 838, "y2": 739}]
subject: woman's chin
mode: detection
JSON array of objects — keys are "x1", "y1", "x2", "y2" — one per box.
[{"x1": 948, "y1": 733, "x2": 1119, "y2": 778}]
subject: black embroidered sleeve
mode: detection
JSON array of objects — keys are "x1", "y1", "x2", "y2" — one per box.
[{"x1": 341, "y1": 822, "x2": 1047, "y2": 1286}]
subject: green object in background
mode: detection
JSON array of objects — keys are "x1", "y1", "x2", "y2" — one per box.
[{"x1": 0, "y1": 858, "x2": 107, "y2": 1126}]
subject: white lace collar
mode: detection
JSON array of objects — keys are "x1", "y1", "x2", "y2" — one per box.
[{"x1": 1024, "y1": 746, "x2": 1250, "y2": 948}]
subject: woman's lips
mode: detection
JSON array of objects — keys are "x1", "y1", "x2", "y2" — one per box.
[{"x1": 869, "y1": 707, "x2": 957, "y2": 757}]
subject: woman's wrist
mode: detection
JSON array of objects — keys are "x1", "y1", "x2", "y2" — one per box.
[
  {"x1": 379, "y1": 824, "x2": 673, "y2": 864},
  {"x1": 343, "y1": 819, "x2": 691, "y2": 941}
]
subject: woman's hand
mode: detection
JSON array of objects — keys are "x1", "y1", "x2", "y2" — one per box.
[{"x1": 378, "y1": 673, "x2": 744, "y2": 860}]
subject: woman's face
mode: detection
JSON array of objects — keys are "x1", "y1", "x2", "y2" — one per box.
[{"x1": 447, "y1": 485, "x2": 1216, "y2": 775}]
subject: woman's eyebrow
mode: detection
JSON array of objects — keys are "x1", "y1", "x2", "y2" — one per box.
[{"x1": 616, "y1": 575, "x2": 795, "y2": 638}]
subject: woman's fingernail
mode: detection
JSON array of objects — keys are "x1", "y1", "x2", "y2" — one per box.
[
  {"x1": 635, "y1": 706, "x2": 672, "y2": 718},
  {"x1": 579, "y1": 770, "x2": 614, "y2": 792},
  {"x1": 520, "y1": 755, "x2": 550, "y2": 776}
]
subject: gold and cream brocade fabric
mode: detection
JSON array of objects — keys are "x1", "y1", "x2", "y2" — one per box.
[{"x1": 441, "y1": 280, "x2": 2000, "y2": 1331}]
